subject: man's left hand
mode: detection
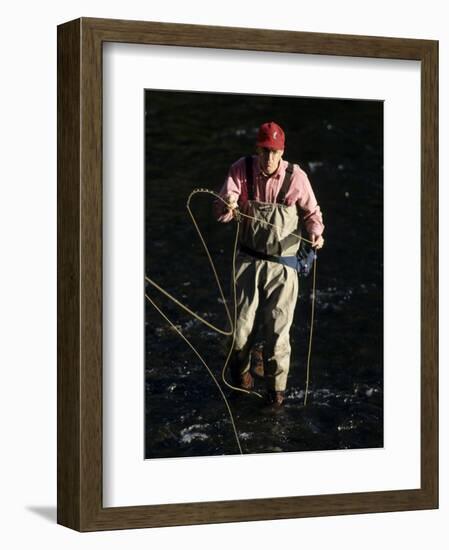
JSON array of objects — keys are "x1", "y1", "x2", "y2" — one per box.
[{"x1": 310, "y1": 234, "x2": 325, "y2": 249}]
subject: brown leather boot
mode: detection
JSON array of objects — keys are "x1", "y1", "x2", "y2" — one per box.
[
  {"x1": 229, "y1": 363, "x2": 254, "y2": 391},
  {"x1": 251, "y1": 348, "x2": 264, "y2": 379},
  {"x1": 240, "y1": 371, "x2": 254, "y2": 391},
  {"x1": 267, "y1": 390, "x2": 285, "y2": 408}
]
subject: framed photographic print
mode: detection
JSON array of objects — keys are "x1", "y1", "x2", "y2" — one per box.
[{"x1": 57, "y1": 17, "x2": 438, "y2": 531}]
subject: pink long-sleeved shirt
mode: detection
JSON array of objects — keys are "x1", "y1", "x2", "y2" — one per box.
[{"x1": 215, "y1": 155, "x2": 324, "y2": 237}]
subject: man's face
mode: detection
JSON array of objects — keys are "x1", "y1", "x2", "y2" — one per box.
[{"x1": 257, "y1": 147, "x2": 284, "y2": 176}]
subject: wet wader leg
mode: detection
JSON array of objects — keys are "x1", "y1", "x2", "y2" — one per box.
[
  {"x1": 262, "y1": 263, "x2": 299, "y2": 392},
  {"x1": 229, "y1": 257, "x2": 261, "y2": 384}
]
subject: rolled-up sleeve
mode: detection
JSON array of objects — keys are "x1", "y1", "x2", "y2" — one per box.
[
  {"x1": 291, "y1": 166, "x2": 324, "y2": 237},
  {"x1": 213, "y1": 158, "x2": 244, "y2": 223}
]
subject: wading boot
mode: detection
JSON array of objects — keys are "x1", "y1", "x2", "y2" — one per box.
[
  {"x1": 267, "y1": 390, "x2": 285, "y2": 408},
  {"x1": 229, "y1": 362, "x2": 254, "y2": 391},
  {"x1": 240, "y1": 371, "x2": 254, "y2": 391},
  {"x1": 250, "y1": 347, "x2": 264, "y2": 379}
]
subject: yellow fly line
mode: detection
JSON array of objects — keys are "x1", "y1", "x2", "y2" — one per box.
[{"x1": 145, "y1": 189, "x2": 318, "y2": 453}]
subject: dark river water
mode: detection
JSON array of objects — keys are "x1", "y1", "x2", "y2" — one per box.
[{"x1": 144, "y1": 90, "x2": 383, "y2": 459}]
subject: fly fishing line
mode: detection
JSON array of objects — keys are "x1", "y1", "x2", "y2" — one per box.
[{"x1": 145, "y1": 189, "x2": 318, "y2": 454}]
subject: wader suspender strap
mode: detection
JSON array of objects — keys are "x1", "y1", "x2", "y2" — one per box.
[
  {"x1": 244, "y1": 156, "x2": 294, "y2": 203},
  {"x1": 278, "y1": 163, "x2": 294, "y2": 203}
]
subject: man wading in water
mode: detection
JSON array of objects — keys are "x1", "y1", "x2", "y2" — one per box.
[{"x1": 214, "y1": 122, "x2": 325, "y2": 408}]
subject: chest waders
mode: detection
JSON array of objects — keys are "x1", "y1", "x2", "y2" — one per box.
[{"x1": 230, "y1": 156, "x2": 303, "y2": 393}]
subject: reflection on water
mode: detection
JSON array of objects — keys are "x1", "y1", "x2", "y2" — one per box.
[{"x1": 145, "y1": 90, "x2": 383, "y2": 459}]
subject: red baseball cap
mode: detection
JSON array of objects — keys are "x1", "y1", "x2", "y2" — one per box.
[{"x1": 256, "y1": 121, "x2": 285, "y2": 150}]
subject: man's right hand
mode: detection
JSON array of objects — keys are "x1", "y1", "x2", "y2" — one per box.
[
  {"x1": 224, "y1": 194, "x2": 238, "y2": 212},
  {"x1": 224, "y1": 195, "x2": 239, "y2": 219}
]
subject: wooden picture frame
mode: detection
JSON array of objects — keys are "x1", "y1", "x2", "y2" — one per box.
[{"x1": 57, "y1": 17, "x2": 438, "y2": 531}]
